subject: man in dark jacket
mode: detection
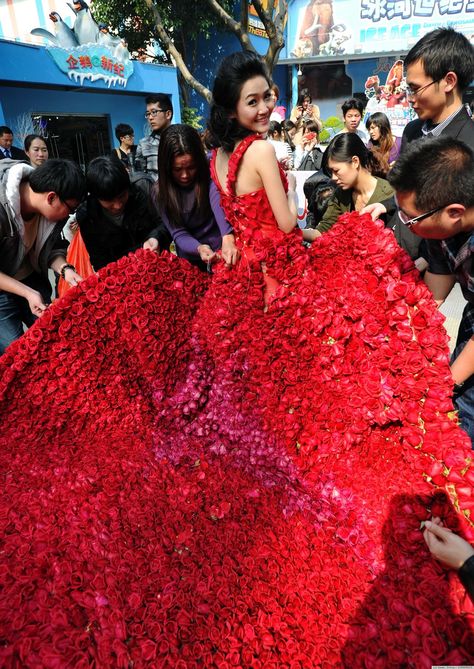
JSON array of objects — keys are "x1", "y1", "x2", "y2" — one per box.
[
  {"x1": 0, "y1": 158, "x2": 86, "y2": 354},
  {"x1": 0, "y1": 126, "x2": 27, "y2": 161},
  {"x1": 76, "y1": 156, "x2": 170, "y2": 271},
  {"x1": 401, "y1": 27, "x2": 474, "y2": 152}
]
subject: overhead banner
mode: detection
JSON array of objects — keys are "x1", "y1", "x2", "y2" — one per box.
[{"x1": 289, "y1": 0, "x2": 474, "y2": 59}]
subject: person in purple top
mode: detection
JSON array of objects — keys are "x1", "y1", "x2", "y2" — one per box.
[
  {"x1": 365, "y1": 112, "x2": 401, "y2": 177},
  {"x1": 154, "y1": 124, "x2": 238, "y2": 271}
]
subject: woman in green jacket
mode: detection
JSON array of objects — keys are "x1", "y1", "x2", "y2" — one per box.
[{"x1": 304, "y1": 133, "x2": 395, "y2": 241}]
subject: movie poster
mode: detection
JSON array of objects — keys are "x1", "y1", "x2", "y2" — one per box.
[{"x1": 289, "y1": 0, "x2": 474, "y2": 59}]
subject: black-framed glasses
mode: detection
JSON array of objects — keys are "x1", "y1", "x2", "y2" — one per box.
[
  {"x1": 395, "y1": 195, "x2": 446, "y2": 227},
  {"x1": 145, "y1": 108, "x2": 165, "y2": 118},
  {"x1": 60, "y1": 198, "x2": 79, "y2": 215},
  {"x1": 406, "y1": 79, "x2": 441, "y2": 98}
]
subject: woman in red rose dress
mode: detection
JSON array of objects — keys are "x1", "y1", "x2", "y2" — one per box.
[{"x1": 1, "y1": 52, "x2": 474, "y2": 668}]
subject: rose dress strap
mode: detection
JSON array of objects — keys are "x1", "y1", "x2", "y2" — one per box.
[{"x1": 226, "y1": 134, "x2": 263, "y2": 194}]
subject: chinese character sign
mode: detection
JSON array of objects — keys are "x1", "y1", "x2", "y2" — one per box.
[
  {"x1": 49, "y1": 44, "x2": 133, "y2": 87},
  {"x1": 288, "y1": 0, "x2": 474, "y2": 59}
]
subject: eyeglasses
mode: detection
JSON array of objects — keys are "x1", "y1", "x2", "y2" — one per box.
[
  {"x1": 60, "y1": 198, "x2": 79, "y2": 215},
  {"x1": 405, "y1": 79, "x2": 441, "y2": 98},
  {"x1": 145, "y1": 108, "x2": 165, "y2": 118},
  {"x1": 395, "y1": 195, "x2": 446, "y2": 227}
]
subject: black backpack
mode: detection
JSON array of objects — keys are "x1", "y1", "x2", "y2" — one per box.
[{"x1": 303, "y1": 170, "x2": 336, "y2": 227}]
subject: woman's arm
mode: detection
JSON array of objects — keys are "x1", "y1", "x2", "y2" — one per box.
[
  {"x1": 315, "y1": 190, "x2": 345, "y2": 234},
  {"x1": 209, "y1": 181, "x2": 238, "y2": 265},
  {"x1": 249, "y1": 141, "x2": 297, "y2": 233},
  {"x1": 209, "y1": 181, "x2": 233, "y2": 238}
]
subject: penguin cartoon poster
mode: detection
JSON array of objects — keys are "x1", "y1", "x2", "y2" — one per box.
[{"x1": 26, "y1": 1, "x2": 134, "y2": 87}]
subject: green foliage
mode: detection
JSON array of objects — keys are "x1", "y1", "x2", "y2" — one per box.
[
  {"x1": 319, "y1": 129, "x2": 331, "y2": 143},
  {"x1": 181, "y1": 107, "x2": 204, "y2": 131},
  {"x1": 324, "y1": 116, "x2": 344, "y2": 129},
  {"x1": 319, "y1": 116, "x2": 344, "y2": 144},
  {"x1": 92, "y1": 0, "x2": 234, "y2": 58}
]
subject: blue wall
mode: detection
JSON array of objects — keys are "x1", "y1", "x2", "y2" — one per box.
[{"x1": 0, "y1": 38, "x2": 180, "y2": 144}]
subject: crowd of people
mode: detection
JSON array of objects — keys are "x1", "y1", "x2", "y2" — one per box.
[{"x1": 2, "y1": 26, "x2": 474, "y2": 656}]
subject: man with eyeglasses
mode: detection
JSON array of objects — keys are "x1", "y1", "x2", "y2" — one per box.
[
  {"x1": 0, "y1": 157, "x2": 86, "y2": 354},
  {"x1": 401, "y1": 27, "x2": 474, "y2": 152},
  {"x1": 135, "y1": 94, "x2": 173, "y2": 179},
  {"x1": 388, "y1": 136, "x2": 474, "y2": 447}
]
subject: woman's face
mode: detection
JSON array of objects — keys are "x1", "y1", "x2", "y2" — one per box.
[
  {"x1": 26, "y1": 138, "x2": 48, "y2": 167},
  {"x1": 287, "y1": 126, "x2": 297, "y2": 140},
  {"x1": 328, "y1": 158, "x2": 359, "y2": 190},
  {"x1": 234, "y1": 75, "x2": 272, "y2": 136},
  {"x1": 368, "y1": 123, "x2": 381, "y2": 142},
  {"x1": 303, "y1": 96, "x2": 311, "y2": 110},
  {"x1": 172, "y1": 153, "x2": 198, "y2": 188}
]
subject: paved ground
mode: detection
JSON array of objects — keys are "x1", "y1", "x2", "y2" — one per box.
[{"x1": 439, "y1": 283, "x2": 465, "y2": 353}]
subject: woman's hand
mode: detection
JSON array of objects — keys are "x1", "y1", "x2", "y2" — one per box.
[
  {"x1": 287, "y1": 172, "x2": 297, "y2": 192},
  {"x1": 221, "y1": 234, "x2": 239, "y2": 266},
  {"x1": 27, "y1": 289, "x2": 48, "y2": 317},
  {"x1": 423, "y1": 517, "x2": 474, "y2": 569},
  {"x1": 143, "y1": 238, "x2": 159, "y2": 252},
  {"x1": 302, "y1": 228, "x2": 321, "y2": 242},
  {"x1": 279, "y1": 156, "x2": 292, "y2": 171},
  {"x1": 63, "y1": 267, "x2": 83, "y2": 288},
  {"x1": 197, "y1": 244, "x2": 216, "y2": 263},
  {"x1": 361, "y1": 202, "x2": 387, "y2": 221}
]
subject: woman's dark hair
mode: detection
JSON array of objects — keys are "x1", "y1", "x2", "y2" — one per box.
[
  {"x1": 341, "y1": 97, "x2": 365, "y2": 117},
  {"x1": 303, "y1": 120, "x2": 320, "y2": 136},
  {"x1": 24, "y1": 134, "x2": 47, "y2": 152},
  {"x1": 269, "y1": 120, "x2": 282, "y2": 138},
  {"x1": 115, "y1": 123, "x2": 134, "y2": 142},
  {"x1": 297, "y1": 88, "x2": 312, "y2": 106},
  {"x1": 271, "y1": 83, "x2": 280, "y2": 99},
  {"x1": 86, "y1": 156, "x2": 130, "y2": 200},
  {"x1": 365, "y1": 112, "x2": 394, "y2": 175},
  {"x1": 155, "y1": 124, "x2": 211, "y2": 229},
  {"x1": 325, "y1": 132, "x2": 382, "y2": 176},
  {"x1": 208, "y1": 51, "x2": 271, "y2": 152},
  {"x1": 282, "y1": 119, "x2": 296, "y2": 151}
]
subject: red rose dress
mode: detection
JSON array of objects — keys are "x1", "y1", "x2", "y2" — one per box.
[{"x1": 1, "y1": 133, "x2": 474, "y2": 668}]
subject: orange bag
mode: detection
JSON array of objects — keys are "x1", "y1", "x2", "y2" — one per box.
[{"x1": 57, "y1": 230, "x2": 94, "y2": 298}]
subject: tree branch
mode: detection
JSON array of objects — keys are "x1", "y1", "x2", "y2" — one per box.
[
  {"x1": 144, "y1": 0, "x2": 212, "y2": 102},
  {"x1": 240, "y1": 0, "x2": 249, "y2": 35},
  {"x1": 204, "y1": 0, "x2": 257, "y2": 53},
  {"x1": 252, "y1": 0, "x2": 287, "y2": 71}
]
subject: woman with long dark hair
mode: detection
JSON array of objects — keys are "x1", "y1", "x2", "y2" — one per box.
[
  {"x1": 307, "y1": 132, "x2": 395, "y2": 238},
  {"x1": 154, "y1": 124, "x2": 238, "y2": 269},
  {"x1": 366, "y1": 111, "x2": 401, "y2": 175}
]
